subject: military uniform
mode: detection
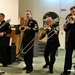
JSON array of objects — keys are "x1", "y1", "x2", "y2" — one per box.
[
  {"x1": 40, "y1": 22, "x2": 60, "y2": 72},
  {"x1": 62, "y1": 21, "x2": 75, "y2": 74},
  {"x1": 22, "y1": 18, "x2": 38, "y2": 72},
  {"x1": 0, "y1": 20, "x2": 11, "y2": 66}
]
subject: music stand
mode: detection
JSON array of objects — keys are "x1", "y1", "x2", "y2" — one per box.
[
  {"x1": 14, "y1": 24, "x2": 23, "y2": 63},
  {"x1": 14, "y1": 24, "x2": 21, "y2": 35}
]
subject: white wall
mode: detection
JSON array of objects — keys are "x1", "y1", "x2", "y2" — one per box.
[
  {"x1": 19, "y1": 0, "x2": 61, "y2": 27},
  {"x1": 59, "y1": 0, "x2": 75, "y2": 49},
  {"x1": 19, "y1": 0, "x2": 75, "y2": 49},
  {"x1": 19, "y1": 0, "x2": 75, "y2": 27},
  {"x1": 0, "y1": 0, "x2": 19, "y2": 24}
]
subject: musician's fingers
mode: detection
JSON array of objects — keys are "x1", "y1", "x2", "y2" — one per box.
[{"x1": 63, "y1": 23, "x2": 67, "y2": 28}]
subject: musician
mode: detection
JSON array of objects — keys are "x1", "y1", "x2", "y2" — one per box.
[
  {"x1": 39, "y1": 17, "x2": 60, "y2": 73},
  {"x1": 22, "y1": 10, "x2": 38, "y2": 73},
  {"x1": 0, "y1": 13, "x2": 11, "y2": 67},
  {"x1": 61, "y1": 6, "x2": 75, "y2": 75}
]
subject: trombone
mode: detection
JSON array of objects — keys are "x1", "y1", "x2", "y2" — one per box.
[
  {"x1": 39, "y1": 16, "x2": 75, "y2": 41},
  {"x1": 21, "y1": 34, "x2": 38, "y2": 54},
  {"x1": 48, "y1": 16, "x2": 74, "y2": 37},
  {"x1": 39, "y1": 17, "x2": 60, "y2": 40},
  {"x1": 18, "y1": 18, "x2": 29, "y2": 56},
  {"x1": 23, "y1": 26, "x2": 59, "y2": 54},
  {"x1": 47, "y1": 26, "x2": 59, "y2": 40},
  {"x1": 61, "y1": 16, "x2": 75, "y2": 30},
  {"x1": 20, "y1": 17, "x2": 59, "y2": 55},
  {"x1": 19, "y1": 18, "x2": 38, "y2": 55},
  {"x1": 66, "y1": 16, "x2": 75, "y2": 24}
]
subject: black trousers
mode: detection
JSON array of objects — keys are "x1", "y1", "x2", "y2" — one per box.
[
  {"x1": 44, "y1": 42, "x2": 58, "y2": 70},
  {"x1": 64, "y1": 44, "x2": 75, "y2": 73},
  {"x1": 23, "y1": 37, "x2": 34, "y2": 71},
  {"x1": 0, "y1": 45, "x2": 8, "y2": 66}
]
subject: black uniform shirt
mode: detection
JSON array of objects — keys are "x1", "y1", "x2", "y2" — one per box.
[
  {"x1": 0, "y1": 20, "x2": 11, "y2": 36},
  {"x1": 23, "y1": 18, "x2": 38, "y2": 37},
  {"x1": 40, "y1": 22, "x2": 60, "y2": 47},
  {"x1": 0, "y1": 20, "x2": 11, "y2": 46},
  {"x1": 64, "y1": 22, "x2": 75, "y2": 45}
]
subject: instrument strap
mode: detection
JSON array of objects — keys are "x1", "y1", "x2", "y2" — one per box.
[{"x1": 0, "y1": 21, "x2": 6, "y2": 29}]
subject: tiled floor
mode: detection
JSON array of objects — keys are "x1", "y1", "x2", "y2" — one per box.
[{"x1": 0, "y1": 50, "x2": 75, "y2": 75}]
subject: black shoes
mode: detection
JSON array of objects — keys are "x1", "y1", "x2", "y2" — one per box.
[
  {"x1": 49, "y1": 69, "x2": 53, "y2": 74},
  {"x1": 26, "y1": 70, "x2": 33, "y2": 73},
  {"x1": 3, "y1": 64, "x2": 8, "y2": 67},
  {"x1": 23, "y1": 67, "x2": 27, "y2": 70},
  {"x1": 61, "y1": 72, "x2": 70, "y2": 75},
  {"x1": 23, "y1": 66, "x2": 33, "y2": 73},
  {"x1": 43, "y1": 64, "x2": 49, "y2": 68},
  {"x1": 23, "y1": 67, "x2": 33, "y2": 73}
]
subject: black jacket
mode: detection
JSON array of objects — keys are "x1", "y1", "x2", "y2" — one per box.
[
  {"x1": 40, "y1": 22, "x2": 60, "y2": 47},
  {"x1": 64, "y1": 22, "x2": 75, "y2": 46},
  {"x1": 23, "y1": 18, "x2": 38, "y2": 38},
  {"x1": 0, "y1": 20, "x2": 11, "y2": 46}
]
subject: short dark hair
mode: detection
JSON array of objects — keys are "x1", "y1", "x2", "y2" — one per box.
[
  {"x1": 70, "y1": 6, "x2": 75, "y2": 10},
  {"x1": 0, "y1": 13, "x2": 5, "y2": 18}
]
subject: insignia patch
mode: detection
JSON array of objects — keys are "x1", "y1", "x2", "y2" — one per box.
[
  {"x1": 30, "y1": 21, "x2": 33, "y2": 23},
  {"x1": 34, "y1": 25, "x2": 38, "y2": 28},
  {"x1": 29, "y1": 23, "x2": 31, "y2": 26},
  {"x1": 33, "y1": 28, "x2": 36, "y2": 30}
]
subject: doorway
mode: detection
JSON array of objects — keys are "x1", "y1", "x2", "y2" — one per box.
[{"x1": 43, "y1": 12, "x2": 59, "y2": 27}]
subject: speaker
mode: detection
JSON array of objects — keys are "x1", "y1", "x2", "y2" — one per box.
[{"x1": 7, "y1": 43, "x2": 16, "y2": 64}]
